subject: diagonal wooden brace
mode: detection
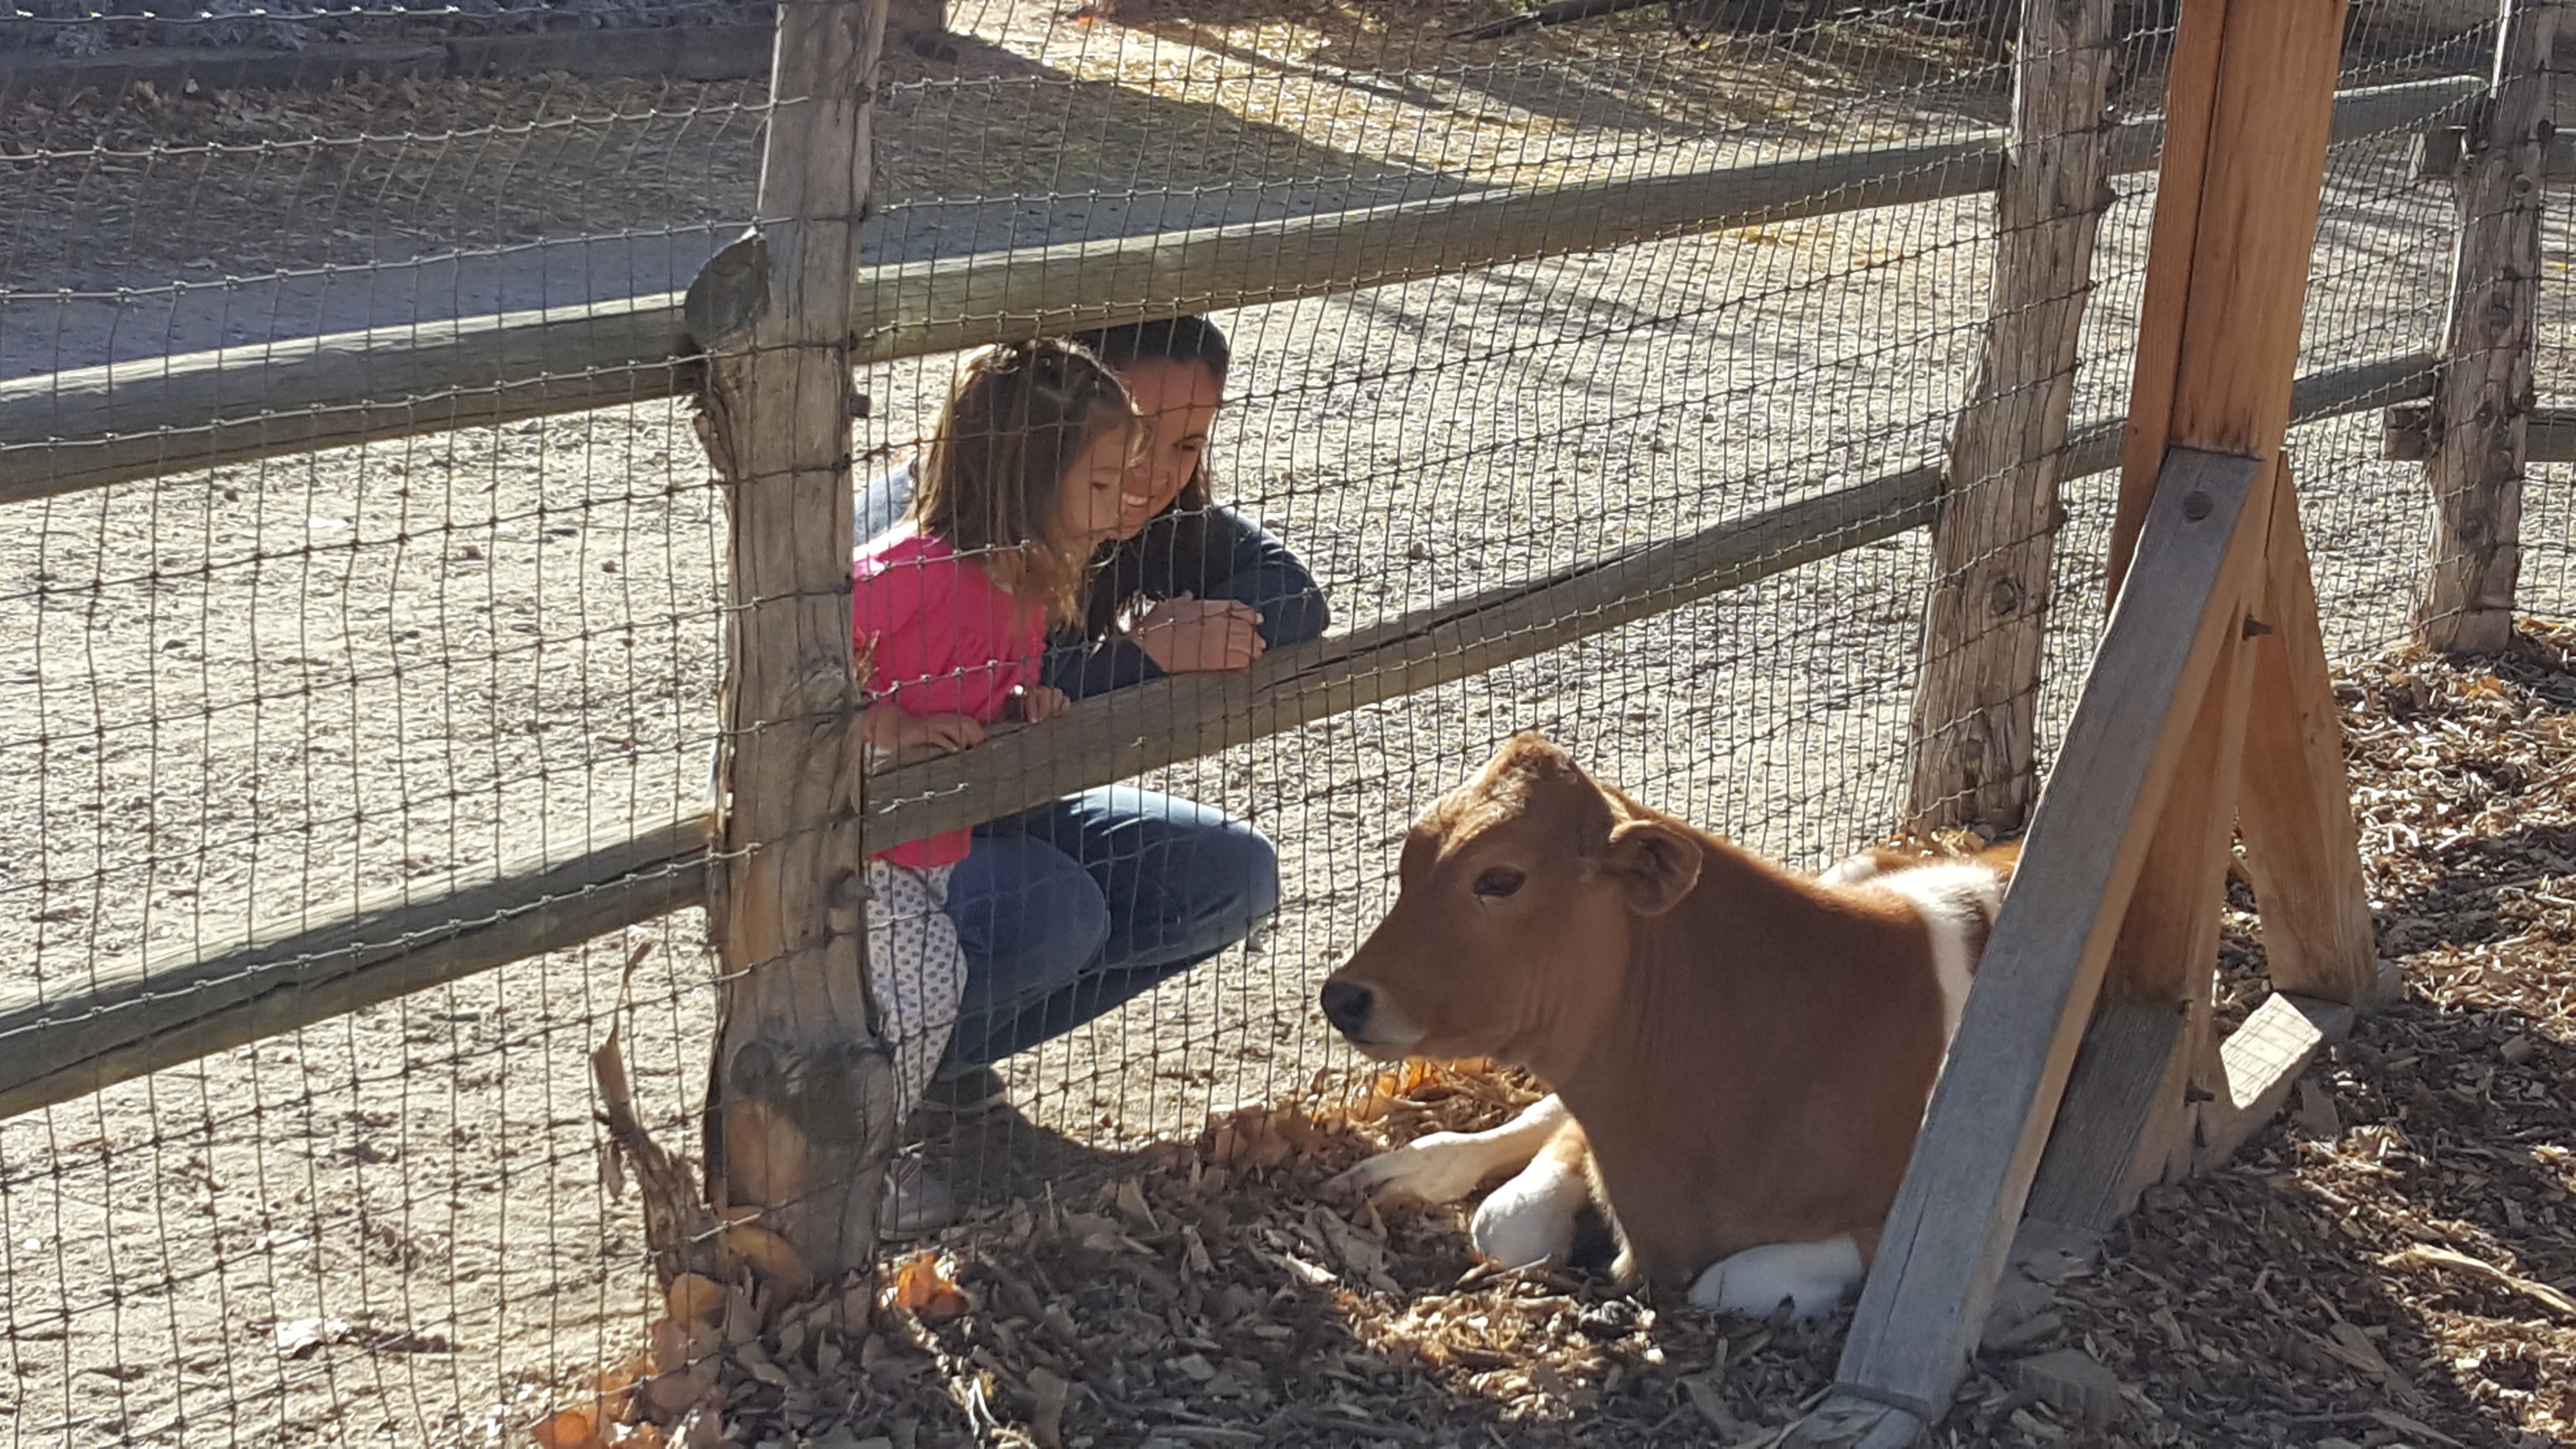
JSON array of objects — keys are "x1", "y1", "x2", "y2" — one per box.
[
  {"x1": 2023, "y1": 455, "x2": 2383, "y2": 1233},
  {"x1": 1808, "y1": 445, "x2": 2275, "y2": 1431},
  {"x1": 2237, "y1": 469, "x2": 2389, "y2": 1008}
]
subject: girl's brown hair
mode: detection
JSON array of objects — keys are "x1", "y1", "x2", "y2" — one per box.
[{"x1": 912, "y1": 338, "x2": 1141, "y2": 620}]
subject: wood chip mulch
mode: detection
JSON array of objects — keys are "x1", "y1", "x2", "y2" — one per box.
[
  {"x1": 2040, "y1": 622, "x2": 2576, "y2": 1449},
  {"x1": 546, "y1": 621, "x2": 2576, "y2": 1449}
]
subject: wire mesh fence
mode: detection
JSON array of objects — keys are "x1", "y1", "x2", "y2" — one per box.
[{"x1": 0, "y1": 0, "x2": 2553, "y2": 1442}]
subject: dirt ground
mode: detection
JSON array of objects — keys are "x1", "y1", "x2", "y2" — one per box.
[{"x1": 1, "y1": 0, "x2": 2571, "y2": 1445}]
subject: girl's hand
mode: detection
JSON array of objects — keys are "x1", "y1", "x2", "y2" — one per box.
[
  {"x1": 1129, "y1": 594, "x2": 1266, "y2": 673},
  {"x1": 1013, "y1": 684, "x2": 1071, "y2": 723},
  {"x1": 864, "y1": 702, "x2": 985, "y2": 755}
]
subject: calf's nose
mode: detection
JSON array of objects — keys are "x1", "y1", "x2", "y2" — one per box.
[{"x1": 1319, "y1": 979, "x2": 1374, "y2": 1036}]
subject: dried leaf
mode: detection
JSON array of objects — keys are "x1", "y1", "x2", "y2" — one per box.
[
  {"x1": 1111, "y1": 1179, "x2": 1159, "y2": 1233},
  {"x1": 665, "y1": 1273, "x2": 724, "y2": 1327},
  {"x1": 529, "y1": 1407, "x2": 600, "y2": 1449},
  {"x1": 1026, "y1": 1365, "x2": 1070, "y2": 1449},
  {"x1": 719, "y1": 1223, "x2": 809, "y2": 1293},
  {"x1": 883, "y1": 1250, "x2": 969, "y2": 1321}
]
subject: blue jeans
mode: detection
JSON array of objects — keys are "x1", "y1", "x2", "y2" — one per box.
[{"x1": 939, "y1": 786, "x2": 1280, "y2": 1070}]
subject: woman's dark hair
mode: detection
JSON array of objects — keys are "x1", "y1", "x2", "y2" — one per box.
[
  {"x1": 913, "y1": 338, "x2": 1140, "y2": 621},
  {"x1": 1069, "y1": 315, "x2": 1230, "y2": 514}
]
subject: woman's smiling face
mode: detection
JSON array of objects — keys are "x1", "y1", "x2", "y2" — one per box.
[{"x1": 1113, "y1": 357, "x2": 1225, "y2": 535}]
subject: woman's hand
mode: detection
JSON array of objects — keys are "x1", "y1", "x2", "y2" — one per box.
[
  {"x1": 864, "y1": 702, "x2": 985, "y2": 754},
  {"x1": 1012, "y1": 684, "x2": 1071, "y2": 723},
  {"x1": 1129, "y1": 594, "x2": 1266, "y2": 673}
]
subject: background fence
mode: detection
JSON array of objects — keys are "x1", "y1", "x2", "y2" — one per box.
[{"x1": 0, "y1": 0, "x2": 2560, "y2": 1442}]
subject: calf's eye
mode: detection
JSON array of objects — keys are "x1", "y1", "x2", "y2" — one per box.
[{"x1": 1473, "y1": 867, "x2": 1525, "y2": 898}]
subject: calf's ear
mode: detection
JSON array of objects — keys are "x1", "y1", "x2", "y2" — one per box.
[{"x1": 1603, "y1": 819, "x2": 1700, "y2": 915}]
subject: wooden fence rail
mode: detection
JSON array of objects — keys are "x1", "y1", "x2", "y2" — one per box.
[
  {"x1": 0, "y1": 345, "x2": 2434, "y2": 1120},
  {"x1": 0, "y1": 77, "x2": 2474, "y2": 504}
]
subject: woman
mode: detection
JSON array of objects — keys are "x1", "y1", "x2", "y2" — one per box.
[{"x1": 859, "y1": 317, "x2": 1330, "y2": 1229}]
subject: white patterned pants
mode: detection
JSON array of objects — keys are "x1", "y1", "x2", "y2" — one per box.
[{"x1": 867, "y1": 857, "x2": 966, "y2": 1122}]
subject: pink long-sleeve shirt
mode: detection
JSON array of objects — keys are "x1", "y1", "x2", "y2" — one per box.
[{"x1": 853, "y1": 530, "x2": 1047, "y2": 869}]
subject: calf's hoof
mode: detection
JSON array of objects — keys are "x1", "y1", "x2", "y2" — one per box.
[{"x1": 1327, "y1": 1132, "x2": 1493, "y2": 1204}]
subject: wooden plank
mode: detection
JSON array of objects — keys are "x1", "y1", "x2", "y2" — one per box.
[
  {"x1": 2101, "y1": 571, "x2": 2257, "y2": 1021},
  {"x1": 2190, "y1": 991, "x2": 2353, "y2": 1175},
  {"x1": 2020, "y1": 999, "x2": 2188, "y2": 1234},
  {"x1": 0, "y1": 137, "x2": 1996, "y2": 505},
  {"x1": 694, "y1": 0, "x2": 897, "y2": 1282},
  {"x1": 2413, "y1": 119, "x2": 2576, "y2": 185},
  {"x1": 1826, "y1": 445, "x2": 2272, "y2": 1421},
  {"x1": 863, "y1": 463, "x2": 1943, "y2": 850},
  {"x1": 2071, "y1": 347, "x2": 2428, "y2": 484},
  {"x1": 0, "y1": 295, "x2": 694, "y2": 507},
  {"x1": 2105, "y1": 0, "x2": 2227, "y2": 590},
  {"x1": 2109, "y1": 0, "x2": 2348, "y2": 591},
  {"x1": 0, "y1": 43, "x2": 448, "y2": 101},
  {"x1": 0, "y1": 79, "x2": 2473, "y2": 503},
  {"x1": 1904, "y1": 0, "x2": 2116, "y2": 836},
  {"x1": 0, "y1": 813, "x2": 708, "y2": 1120},
  {"x1": 2158, "y1": 0, "x2": 2348, "y2": 458},
  {"x1": 2385, "y1": 402, "x2": 2576, "y2": 462},
  {"x1": 827, "y1": 135, "x2": 2003, "y2": 368},
  {"x1": 443, "y1": 23, "x2": 781, "y2": 80},
  {"x1": 2024, "y1": 575, "x2": 2258, "y2": 1230},
  {"x1": 2419, "y1": 0, "x2": 2557, "y2": 654},
  {"x1": 2238, "y1": 466, "x2": 2390, "y2": 1004}
]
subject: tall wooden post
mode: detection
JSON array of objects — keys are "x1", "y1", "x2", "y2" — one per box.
[
  {"x1": 689, "y1": 0, "x2": 897, "y2": 1286},
  {"x1": 1790, "y1": 0, "x2": 2369, "y2": 1439},
  {"x1": 1906, "y1": 0, "x2": 2116, "y2": 836},
  {"x1": 2417, "y1": 0, "x2": 2556, "y2": 654}
]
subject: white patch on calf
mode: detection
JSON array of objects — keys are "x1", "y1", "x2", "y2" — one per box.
[
  {"x1": 1860, "y1": 860, "x2": 2003, "y2": 1044},
  {"x1": 1815, "y1": 851, "x2": 1889, "y2": 886},
  {"x1": 1330, "y1": 1094, "x2": 1569, "y2": 1205},
  {"x1": 1469, "y1": 1146, "x2": 1589, "y2": 1270},
  {"x1": 1686, "y1": 1235, "x2": 1865, "y2": 1319}
]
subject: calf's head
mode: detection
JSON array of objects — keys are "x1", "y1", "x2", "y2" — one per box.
[{"x1": 1319, "y1": 732, "x2": 1702, "y2": 1081}]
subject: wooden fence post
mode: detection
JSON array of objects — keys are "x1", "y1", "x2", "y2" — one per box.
[
  {"x1": 690, "y1": 0, "x2": 896, "y2": 1288},
  {"x1": 2418, "y1": 0, "x2": 2556, "y2": 654},
  {"x1": 1905, "y1": 0, "x2": 2117, "y2": 836}
]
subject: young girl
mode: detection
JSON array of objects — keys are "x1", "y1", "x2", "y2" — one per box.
[{"x1": 852, "y1": 338, "x2": 1143, "y2": 1159}]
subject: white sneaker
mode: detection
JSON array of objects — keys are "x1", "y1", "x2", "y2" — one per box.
[{"x1": 880, "y1": 1158, "x2": 958, "y2": 1238}]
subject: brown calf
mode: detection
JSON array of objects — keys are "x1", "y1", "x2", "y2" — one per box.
[{"x1": 1321, "y1": 732, "x2": 2008, "y2": 1316}]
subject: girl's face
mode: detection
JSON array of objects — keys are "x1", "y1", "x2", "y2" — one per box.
[
  {"x1": 1113, "y1": 357, "x2": 1225, "y2": 536},
  {"x1": 1055, "y1": 422, "x2": 1144, "y2": 549}
]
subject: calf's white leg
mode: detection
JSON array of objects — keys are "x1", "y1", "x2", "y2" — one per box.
[
  {"x1": 1468, "y1": 1118, "x2": 1592, "y2": 1269},
  {"x1": 1331, "y1": 1094, "x2": 1569, "y2": 1205},
  {"x1": 1687, "y1": 1236, "x2": 1865, "y2": 1320}
]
